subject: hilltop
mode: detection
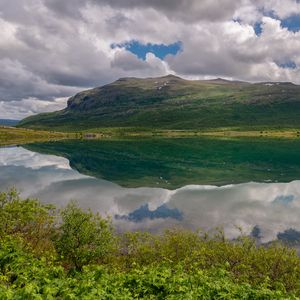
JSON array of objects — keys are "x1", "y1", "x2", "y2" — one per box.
[{"x1": 18, "y1": 75, "x2": 300, "y2": 131}]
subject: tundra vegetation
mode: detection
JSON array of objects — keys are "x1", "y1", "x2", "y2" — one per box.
[
  {"x1": 0, "y1": 127, "x2": 76, "y2": 146},
  {"x1": 1, "y1": 189, "x2": 300, "y2": 299}
]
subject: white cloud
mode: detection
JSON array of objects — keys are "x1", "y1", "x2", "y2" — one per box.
[
  {"x1": 256, "y1": 0, "x2": 300, "y2": 19},
  {"x1": 111, "y1": 48, "x2": 168, "y2": 74},
  {"x1": 0, "y1": 97, "x2": 68, "y2": 119},
  {"x1": 0, "y1": 0, "x2": 300, "y2": 118},
  {"x1": 166, "y1": 17, "x2": 300, "y2": 83}
]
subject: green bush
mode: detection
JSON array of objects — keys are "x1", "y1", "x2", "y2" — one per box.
[
  {"x1": 55, "y1": 202, "x2": 116, "y2": 270},
  {"x1": 118, "y1": 229, "x2": 300, "y2": 293},
  {"x1": 0, "y1": 189, "x2": 55, "y2": 254},
  {"x1": 0, "y1": 238, "x2": 293, "y2": 299},
  {"x1": 1, "y1": 189, "x2": 300, "y2": 298}
]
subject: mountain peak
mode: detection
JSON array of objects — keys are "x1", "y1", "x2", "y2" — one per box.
[
  {"x1": 115, "y1": 77, "x2": 137, "y2": 82},
  {"x1": 160, "y1": 74, "x2": 183, "y2": 80}
]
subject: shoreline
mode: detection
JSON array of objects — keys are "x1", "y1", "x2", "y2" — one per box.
[
  {"x1": 2, "y1": 126, "x2": 300, "y2": 147},
  {"x1": 0, "y1": 126, "x2": 76, "y2": 147}
]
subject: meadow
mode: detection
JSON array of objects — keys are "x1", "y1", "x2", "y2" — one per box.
[{"x1": 0, "y1": 127, "x2": 76, "y2": 146}]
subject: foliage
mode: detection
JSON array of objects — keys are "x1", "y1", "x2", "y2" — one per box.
[
  {"x1": 0, "y1": 236, "x2": 65, "y2": 299},
  {"x1": 119, "y1": 229, "x2": 300, "y2": 293},
  {"x1": 0, "y1": 189, "x2": 56, "y2": 253},
  {"x1": 0, "y1": 239, "x2": 294, "y2": 299},
  {"x1": 55, "y1": 202, "x2": 116, "y2": 270},
  {"x1": 1, "y1": 189, "x2": 300, "y2": 298}
]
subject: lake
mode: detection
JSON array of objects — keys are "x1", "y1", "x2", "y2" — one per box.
[{"x1": 1, "y1": 137, "x2": 300, "y2": 244}]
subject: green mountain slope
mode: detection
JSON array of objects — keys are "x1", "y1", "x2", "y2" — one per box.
[{"x1": 18, "y1": 75, "x2": 300, "y2": 131}]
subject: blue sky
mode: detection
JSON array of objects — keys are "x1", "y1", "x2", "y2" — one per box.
[
  {"x1": 254, "y1": 22, "x2": 263, "y2": 36},
  {"x1": 112, "y1": 41, "x2": 182, "y2": 60},
  {"x1": 277, "y1": 60, "x2": 297, "y2": 69},
  {"x1": 281, "y1": 14, "x2": 300, "y2": 32}
]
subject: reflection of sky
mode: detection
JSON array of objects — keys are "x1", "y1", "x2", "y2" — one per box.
[{"x1": 1, "y1": 146, "x2": 300, "y2": 243}]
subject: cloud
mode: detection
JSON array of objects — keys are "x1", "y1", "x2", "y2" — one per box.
[
  {"x1": 111, "y1": 49, "x2": 168, "y2": 74},
  {"x1": 166, "y1": 17, "x2": 300, "y2": 82},
  {"x1": 0, "y1": 58, "x2": 80, "y2": 101},
  {"x1": 45, "y1": 0, "x2": 242, "y2": 23},
  {"x1": 0, "y1": 0, "x2": 300, "y2": 118},
  {"x1": 254, "y1": 0, "x2": 300, "y2": 19},
  {"x1": 0, "y1": 97, "x2": 68, "y2": 119}
]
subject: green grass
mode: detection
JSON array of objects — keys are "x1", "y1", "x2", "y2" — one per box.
[
  {"x1": 74, "y1": 125, "x2": 300, "y2": 138},
  {"x1": 0, "y1": 126, "x2": 76, "y2": 146}
]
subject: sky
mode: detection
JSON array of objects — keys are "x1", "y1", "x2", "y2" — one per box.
[{"x1": 1, "y1": 0, "x2": 300, "y2": 119}]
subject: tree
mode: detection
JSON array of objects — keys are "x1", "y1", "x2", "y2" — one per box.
[
  {"x1": 0, "y1": 188, "x2": 55, "y2": 253},
  {"x1": 55, "y1": 202, "x2": 115, "y2": 270}
]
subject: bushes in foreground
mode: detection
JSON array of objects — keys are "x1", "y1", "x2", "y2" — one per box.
[
  {"x1": 0, "y1": 189, "x2": 300, "y2": 299},
  {"x1": 0, "y1": 238, "x2": 290, "y2": 299}
]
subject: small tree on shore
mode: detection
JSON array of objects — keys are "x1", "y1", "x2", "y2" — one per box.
[{"x1": 55, "y1": 202, "x2": 115, "y2": 270}]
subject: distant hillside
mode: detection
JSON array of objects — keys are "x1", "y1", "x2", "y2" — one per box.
[
  {"x1": 0, "y1": 119, "x2": 19, "y2": 126},
  {"x1": 18, "y1": 75, "x2": 300, "y2": 131}
]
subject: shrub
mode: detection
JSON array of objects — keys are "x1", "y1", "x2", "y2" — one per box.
[
  {"x1": 1, "y1": 189, "x2": 300, "y2": 298},
  {"x1": 0, "y1": 242, "x2": 293, "y2": 300},
  {"x1": 0, "y1": 189, "x2": 55, "y2": 253},
  {"x1": 55, "y1": 202, "x2": 116, "y2": 270}
]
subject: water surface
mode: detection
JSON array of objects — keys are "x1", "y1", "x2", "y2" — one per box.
[
  {"x1": 24, "y1": 137, "x2": 300, "y2": 188},
  {"x1": 1, "y1": 137, "x2": 300, "y2": 244}
]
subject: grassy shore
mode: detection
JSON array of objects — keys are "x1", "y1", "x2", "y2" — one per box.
[
  {"x1": 80, "y1": 126, "x2": 300, "y2": 139},
  {"x1": 2, "y1": 126, "x2": 300, "y2": 147},
  {"x1": 0, "y1": 126, "x2": 76, "y2": 146}
]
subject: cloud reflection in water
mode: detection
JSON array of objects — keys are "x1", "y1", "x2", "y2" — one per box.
[{"x1": 1, "y1": 146, "x2": 300, "y2": 243}]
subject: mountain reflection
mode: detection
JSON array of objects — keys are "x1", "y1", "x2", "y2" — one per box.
[
  {"x1": 24, "y1": 137, "x2": 300, "y2": 189},
  {"x1": 115, "y1": 203, "x2": 183, "y2": 222}
]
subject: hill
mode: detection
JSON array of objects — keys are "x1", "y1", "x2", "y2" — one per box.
[{"x1": 18, "y1": 75, "x2": 300, "y2": 131}]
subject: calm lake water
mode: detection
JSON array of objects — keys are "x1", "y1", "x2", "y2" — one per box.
[{"x1": 1, "y1": 137, "x2": 300, "y2": 243}]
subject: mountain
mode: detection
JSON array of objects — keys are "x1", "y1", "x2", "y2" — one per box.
[
  {"x1": 0, "y1": 119, "x2": 19, "y2": 126},
  {"x1": 18, "y1": 75, "x2": 300, "y2": 131}
]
